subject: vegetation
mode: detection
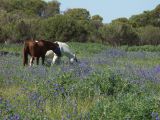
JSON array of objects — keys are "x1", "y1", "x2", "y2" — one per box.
[
  {"x1": 0, "y1": 43, "x2": 160, "y2": 119},
  {"x1": 0, "y1": 0, "x2": 159, "y2": 45},
  {"x1": 0, "y1": 0, "x2": 160, "y2": 119}
]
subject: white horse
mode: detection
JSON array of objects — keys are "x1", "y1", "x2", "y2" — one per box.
[{"x1": 45, "y1": 41, "x2": 77, "y2": 65}]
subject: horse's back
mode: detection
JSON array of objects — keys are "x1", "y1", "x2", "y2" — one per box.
[
  {"x1": 56, "y1": 41, "x2": 70, "y2": 53},
  {"x1": 55, "y1": 41, "x2": 75, "y2": 58},
  {"x1": 45, "y1": 50, "x2": 54, "y2": 58},
  {"x1": 23, "y1": 39, "x2": 34, "y2": 53},
  {"x1": 24, "y1": 39, "x2": 43, "y2": 57}
]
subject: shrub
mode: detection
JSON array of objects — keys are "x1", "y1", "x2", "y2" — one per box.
[
  {"x1": 137, "y1": 25, "x2": 160, "y2": 45},
  {"x1": 99, "y1": 22, "x2": 139, "y2": 46},
  {"x1": 89, "y1": 92, "x2": 157, "y2": 120},
  {"x1": 42, "y1": 15, "x2": 88, "y2": 42}
]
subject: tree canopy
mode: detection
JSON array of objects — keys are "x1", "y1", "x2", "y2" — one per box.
[{"x1": 0, "y1": 0, "x2": 159, "y2": 46}]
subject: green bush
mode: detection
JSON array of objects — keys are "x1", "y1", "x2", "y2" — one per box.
[
  {"x1": 89, "y1": 92, "x2": 156, "y2": 120},
  {"x1": 42, "y1": 15, "x2": 88, "y2": 42},
  {"x1": 137, "y1": 25, "x2": 160, "y2": 45},
  {"x1": 99, "y1": 22, "x2": 139, "y2": 46},
  {"x1": 72, "y1": 70, "x2": 134, "y2": 99}
]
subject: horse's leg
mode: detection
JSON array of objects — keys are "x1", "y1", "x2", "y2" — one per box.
[
  {"x1": 42, "y1": 56, "x2": 45, "y2": 65},
  {"x1": 36, "y1": 57, "x2": 39, "y2": 65},
  {"x1": 23, "y1": 47, "x2": 28, "y2": 66},
  {"x1": 29, "y1": 57, "x2": 34, "y2": 66},
  {"x1": 57, "y1": 57, "x2": 61, "y2": 64},
  {"x1": 52, "y1": 53, "x2": 59, "y2": 65},
  {"x1": 29, "y1": 57, "x2": 32, "y2": 66}
]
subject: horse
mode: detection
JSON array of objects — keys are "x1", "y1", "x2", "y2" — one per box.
[
  {"x1": 45, "y1": 41, "x2": 78, "y2": 65},
  {"x1": 23, "y1": 39, "x2": 61, "y2": 66}
]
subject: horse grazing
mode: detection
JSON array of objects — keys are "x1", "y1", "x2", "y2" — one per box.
[
  {"x1": 45, "y1": 41, "x2": 78, "y2": 65},
  {"x1": 23, "y1": 39, "x2": 61, "y2": 66}
]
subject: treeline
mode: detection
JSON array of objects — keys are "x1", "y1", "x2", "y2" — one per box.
[{"x1": 0, "y1": 0, "x2": 160, "y2": 46}]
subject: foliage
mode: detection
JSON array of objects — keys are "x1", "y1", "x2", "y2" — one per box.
[
  {"x1": 112, "y1": 17, "x2": 129, "y2": 24},
  {"x1": 0, "y1": 43, "x2": 160, "y2": 119},
  {"x1": 136, "y1": 25, "x2": 160, "y2": 45},
  {"x1": 64, "y1": 8, "x2": 91, "y2": 20},
  {"x1": 42, "y1": 15, "x2": 88, "y2": 42},
  {"x1": 91, "y1": 15, "x2": 103, "y2": 22},
  {"x1": 99, "y1": 22, "x2": 139, "y2": 46},
  {"x1": 89, "y1": 92, "x2": 156, "y2": 119},
  {"x1": 0, "y1": 1, "x2": 160, "y2": 45},
  {"x1": 43, "y1": 0, "x2": 60, "y2": 17},
  {"x1": 130, "y1": 4, "x2": 160, "y2": 27}
]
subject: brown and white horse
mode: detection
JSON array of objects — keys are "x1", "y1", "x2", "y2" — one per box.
[{"x1": 23, "y1": 39, "x2": 61, "y2": 66}]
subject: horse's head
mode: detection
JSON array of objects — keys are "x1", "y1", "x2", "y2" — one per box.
[
  {"x1": 74, "y1": 54, "x2": 78, "y2": 62},
  {"x1": 70, "y1": 54, "x2": 78, "y2": 63},
  {"x1": 50, "y1": 42, "x2": 61, "y2": 57}
]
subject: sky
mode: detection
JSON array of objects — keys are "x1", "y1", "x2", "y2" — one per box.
[{"x1": 44, "y1": 0, "x2": 160, "y2": 23}]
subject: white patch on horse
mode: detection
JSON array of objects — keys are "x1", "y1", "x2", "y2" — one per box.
[
  {"x1": 45, "y1": 41, "x2": 77, "y2": 65},
  {"x1": 29, "y1": 57, "x2": 34, "y2": 66}
]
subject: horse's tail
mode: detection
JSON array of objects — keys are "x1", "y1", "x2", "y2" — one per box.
[{"x1": 23, "y1": 43, "x2": 28, "y2": 66}]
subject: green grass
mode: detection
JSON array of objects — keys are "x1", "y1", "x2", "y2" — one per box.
[
  {"x1": 121, "y1": 45, "x2": 160, "y2": 52},
  {"x1": 0, "y1": 43, "x2": 160, "y2": 119},
  {"x1": 0, "y1": 44, "x2": 22, "y2": 53},
  {"x1": 69, "y1": 42, "x2": 109, "y2": 57}
]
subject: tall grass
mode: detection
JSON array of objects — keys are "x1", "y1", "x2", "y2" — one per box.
[{"x1": 0, "y1": 44, "x2": 22, "y2": 53}]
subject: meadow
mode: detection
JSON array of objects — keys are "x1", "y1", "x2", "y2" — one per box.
[{"x1": 0, "y1": 43, "x2": 160, "y2": 120}]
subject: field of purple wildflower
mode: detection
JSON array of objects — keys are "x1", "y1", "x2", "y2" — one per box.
[{"x1": 0, "y1": 43, "x2": 160, "y2": 119}]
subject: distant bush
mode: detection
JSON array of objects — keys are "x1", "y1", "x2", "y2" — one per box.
[
  {"x1": 42, "y1": 15, "x2": 88, "y2": 42},
  {"x1": 137, "y1": 25, "x2": 160, "y2": 45},
  {"x1": 99, "y1": 22, "x2": 139, "y2": 46},
  {"x1": 0, "y1": 0, "x2": 160, "y2": 46}
]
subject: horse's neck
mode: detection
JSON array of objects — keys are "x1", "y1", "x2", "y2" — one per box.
[
  {"x1": 54, "y1": 41, "x2": 75, "y2": 58},
  {"x1": 61, "y1": 46, "x2": 74, "y2": 58}
]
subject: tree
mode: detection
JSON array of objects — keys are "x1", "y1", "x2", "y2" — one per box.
[
  {"x1": 150, "y1": 4, "x2": 160, "y2": 27},
  {"x1": 0, "y1": 0, "x2": 47, "y2": 17},
  {"x1": 42, "y1": 15, "x2": 88, "y2": 42},
  {"x1": 92, "y1": 15, "x2": 103, "y2": 22},
  {"x1": 91, "y1": 15, "x2": 103, "y2": 30},
  {"x1": 129, "y1": 4, "x2": 160, "y2": 27},
  {"x1": 129, "y1": 11, "x2": 151, "y2": 27},
  {"x1": 99, "y1": 22, "x2": 139, "y2": 46},
  {"x1": 64, "y1": 8, "x2": 91, "y2": 20},
  {"x1": 43, "y1": 0, "x2": 60, "y2": 17},
  {"x1": 112, "y1": 17, "x2": 129, "y2": 24},
  {"x1": 137, "y1": 25, "x2": 160, "y2": 45}
]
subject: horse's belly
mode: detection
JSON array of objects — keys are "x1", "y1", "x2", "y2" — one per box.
[{"x1": 45, "y1": 50, "x2": 54, "y2": 58}]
